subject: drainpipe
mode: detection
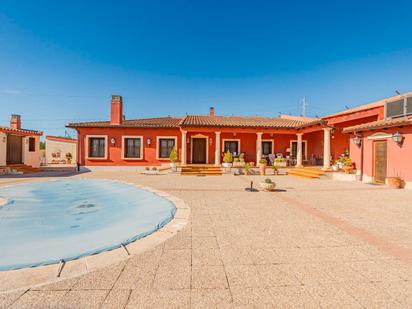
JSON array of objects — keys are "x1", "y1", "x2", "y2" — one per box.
[{"x1": 360, "y1": 134, "x2": 364, "y2": 182}]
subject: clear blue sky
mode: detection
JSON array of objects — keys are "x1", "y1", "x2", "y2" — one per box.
[{"x1": 1, "y1": 0, "x2": 412, "y2": 138}]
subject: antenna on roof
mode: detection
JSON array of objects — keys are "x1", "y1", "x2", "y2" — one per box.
[
  {"x1": 301, "y1": 96, "x2": 307, "y2": 117},
  {"x1": 345, "y1": 105, "x2": 350, "y2": 109},
  {"x1": 395, "y1": 89, "x2": 401, "y2": 95}
]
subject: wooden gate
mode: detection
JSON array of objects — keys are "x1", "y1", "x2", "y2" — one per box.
[
  {"x1": 6, "y1": 135, "x2": 23, "y2": 164},
  {"x1": 373, "y1": 140, "x2": 387, "y2": 183}
]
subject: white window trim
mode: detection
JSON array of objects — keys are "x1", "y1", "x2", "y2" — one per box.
[
  {"x1": 290, "y1": 140, "x2": 308, "y2": 159},
  {"x1": 156, "y1": 136, "x2": 178, "y2": 160},
  {"x1": 121, "y1": 136, "x2": 144, "y2": 160},
  {"x1": 190, "y1": 135, "x2": 209, "y2": 164},
  {"x1": 85, "y1": 135, "x2": 108, "y2": 160},
  {"x1": 222, "y1": 139, "x2": 241, "y2": 154},
  {"x1": 261, "y1": 139, "x2": 274, "y2": 155}
]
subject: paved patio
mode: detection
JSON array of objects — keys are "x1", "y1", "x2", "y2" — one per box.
[{"x1": 1, "y1": 172, "x2": 412, "y2": 308}]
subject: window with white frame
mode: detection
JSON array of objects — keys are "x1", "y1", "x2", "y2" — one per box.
[
  {"x1": 123, "y1": 137, "x2": 142, "y2": 159},
  {"x1": 89, "y1": 137, "x2": 106, "y2": 158},
  {"x1": 223, "y1": 140, "x2": 239, "y2": 155},
  {"x1": 158, "y1": 138, "x2": 176, "y2": 159}
]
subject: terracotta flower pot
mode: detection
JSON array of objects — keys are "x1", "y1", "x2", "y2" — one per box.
[
  {"x1": 386, "y1": 177, "x2": 403, "y2": 189},
  {"x1": 259, "y1": 164, "x2": 266, "y2": 176},
  {"x1": 342, "y1": 165, "x2": 353, "y2": 174}
]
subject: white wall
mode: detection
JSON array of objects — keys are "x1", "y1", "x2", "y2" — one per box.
[
  {"x1": 22, "y1": 136, "x2": 41, "y2": 167},
  {"x1": 45, "y1": 139, "x2": 77, "y2": 164},
  {"x1": 0, "y1": 132, "x2": 6, "y2": 165}
]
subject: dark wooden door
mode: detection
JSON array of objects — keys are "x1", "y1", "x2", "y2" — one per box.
[
  {"x1": 7, "y1": 135, "x2": 23, "y2": 164},
  {"x1": 192, "y1": 138, "x2": 206, "y2": 164},
  {"x1": 262, "y1": 141, "x2": 272, "y2": 155},
  {"x1": 374, "y1": 141, "x2": 387, "y2": 183}
]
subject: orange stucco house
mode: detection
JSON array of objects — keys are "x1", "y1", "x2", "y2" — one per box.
[{"x1": 67, "y1": 92, "x2": 412, "y2": 188}]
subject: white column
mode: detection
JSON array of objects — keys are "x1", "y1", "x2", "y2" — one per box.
[
  {"x1": 256, "y1": 132, "x2": 263, "y2": 163},
  {"x1": 215, "y1": 131, "x2": 221, "y2": 166},
  {"x1": 296, "y1": 133, "x2": 303, "y2": 167},
  {"x1": 322, "y1": 128, "x2": 332, "y2": 170},
  {"x1": 181, "y1": 130, "x2": 187, "y2": 165}
]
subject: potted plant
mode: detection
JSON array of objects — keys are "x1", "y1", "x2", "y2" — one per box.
[
  {"x1": 342, "y1": 158, "x2": 353, "y2": 174},
  {"x1": 222, "y1": 150, "x2": 233, "y2": 168},
  {"x1": 244, "y1": 162, "x2": 251, "y2": 175},
  {"x1": 274, "y1": 157, "x2": 287, "y2": 167},
  {"x1": 259, "y1": 178, "x2": 276, "y2": 191},
  {"x1": 273, "y1": 166, "x2": 279, "y2": 175},
  {"x1": 258, "y1": 159, "x2": 266, "y2": 176},
  {"x1": 169, "y1": 147, "x2": 178, "y2": 170},
  {"x1": 332, "y1": 160, "x2": 339, "y2": 171},
  {"x1": 65, "y1": 152, "x2": 73, "y2": 164}
]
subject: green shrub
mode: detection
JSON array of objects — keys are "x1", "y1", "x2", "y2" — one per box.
[
  {"x1": 223, "y1": 150, "x2": 233, "y2": 163},
  {"x1": 169, "y1": 147, "x2": 178, "y2": 162}
]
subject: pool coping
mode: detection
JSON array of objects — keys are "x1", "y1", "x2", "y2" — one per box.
[{"x1": 0, "y1": 178, "x2": 190, "y2": 293}]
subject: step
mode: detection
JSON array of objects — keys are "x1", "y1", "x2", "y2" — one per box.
[
  {"x1": 290, "y1": 168, "x2": 325, "y2": 176},
  {"x1": 287, "y1": 167, "x2": 325, "y2": 179}
]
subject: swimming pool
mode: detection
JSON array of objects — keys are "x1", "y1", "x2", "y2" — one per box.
[{"x1": 0, "y1": 179, "x2": 176, "y2": 271}]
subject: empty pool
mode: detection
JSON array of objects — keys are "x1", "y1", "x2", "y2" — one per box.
[{"x1": 0, "y1": 179, "x2": 176, "y2": 270}]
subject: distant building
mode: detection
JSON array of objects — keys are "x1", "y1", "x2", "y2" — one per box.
[
  {"x1": 0, "y1": 115, "x2": 42, "y2": 168},
  {"x1": 45, "y1": 136, "x2": 77, "y2": 164}
]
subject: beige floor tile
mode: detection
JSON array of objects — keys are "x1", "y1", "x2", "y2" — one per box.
[
  {"x1": 112, "y1": 264, "x2": 155, "y2": 290},
  {"x1": 191, "y1": 265, "x2": 229, "y2": 289},
  {"x1": 192, "y1": 248, "x2": 223, "y2": 266},
  {"x1": 153, "y1": 265, "x2": 191, "y2": 290},
  {"x1": 225, "y1": 265, "x2": 264, "y2": 288},
  {"x1": 191, "y1": 288, "x2": 233, "y2": 308},
  {"x1": 231, "y1": 287, "x2": 274, "y2": 307},
  {"x1": 101, "y1": 289, "x2": 131, "y2": 309},
  {"x1": 159, "y1": 249, "x2": 191, "y2": 267},
  {"x1": 72, "y1": 262, "x2": 125, "y2": 290},
  {"x1": 10, "y1": 290, "x2": 66, "y2": 309},
  {"x1": 192, "y1": 236, "x2": 219, "y2": 249},
  {"x1": 269, "y1": 286, "x2": 320, "y2": 308},
  {"x1": 59, "y1": 290, "x2": 109, "y2": 309},
  {"x1": 256, "y1": 264, "x2": 302, "y2": 287}
]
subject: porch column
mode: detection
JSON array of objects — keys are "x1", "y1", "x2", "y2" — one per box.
[
  {"x1": 256, "y1": 132, "x2": 263, "y2": 163},
  {"x1": 296, "y1": 133, "x2": 303, "y2": 167},
  {"x1": 322, "y1": 128, "x2": 332, "y2": 170},
  {"x1": 181, "y1": 130, "x2": 187, "y2": 165},
  {"x1": 215, "y1": 131, "x2": 221, "y2": 166}
]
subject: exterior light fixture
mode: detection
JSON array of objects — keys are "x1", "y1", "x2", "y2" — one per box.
[
  {"x1": 110, "y1": 137, "x2": 116, "y2": 145},
  {"x1": 209, "y1": 138, "x2": 213, "y2": 145},
  {"x1": 392, "y1": 131, "x2": 403, "y2": 145},
  {"x1": 353, "y1": 135, "x2": 362, "y2": 146},
  {"x1": 187, "y1": 137, "x2": 190, "y2": 144},
  {"x1": 233, "y1": 132, "x2": 237, "y2": 137},
  {"x1": 147, "y1": 138, "x2": 151, "y2": 145}
]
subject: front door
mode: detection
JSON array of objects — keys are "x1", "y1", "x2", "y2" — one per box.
[
  {"x1": 374, "y1": 140, "x2": 387, "y2": 183},
  {"x1": 192, "y1": 138, "x2": 206, "y2": 164},
  {"x1": 6, "y1": 135, "x2": 23, "y2": 164}
]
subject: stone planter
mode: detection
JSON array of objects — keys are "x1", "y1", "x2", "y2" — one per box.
[
  {"x1": 387, "y1": 177, "x2": 403, "y2": 189},
  {"x1": 222, "y1": 162, "x2": 232, "y2": 168},
  {"x1": 259, "y1": 181, "x2": 276, "y2": 191},
  {"x1": 233, "y1": 161, "x2": 245, "y2": 168},
  {"x1": 332, "y1": 165, "x2": 339, "y2": 172},
  {"x1": 274, "y1": 161, "x2": 287, "y2": 167},
  {"x1": 169, "y1": 162, "x2": 177, "y2": 170}
]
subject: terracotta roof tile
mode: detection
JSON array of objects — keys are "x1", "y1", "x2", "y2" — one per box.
[
  {"x1": 0, "y1": 126, "x2": 42, "y2": 136},
  {"x1": 180, "y1": 115, "x2": 305, "y2": 128},
  {"x1": 343, "y1": 116, "x2": 412, "y2": 133},
  {"x1": 67, "y1": 117, "x2": 183, "y2": 128}
]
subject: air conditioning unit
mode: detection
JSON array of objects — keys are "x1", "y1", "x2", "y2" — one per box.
[{"x1": 385, "y1": 96, "x2": 412, "y2": 118}]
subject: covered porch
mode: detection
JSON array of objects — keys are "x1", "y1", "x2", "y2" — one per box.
[{"x1": 179, "y1": 124, "x2": 334, "y2": 170}]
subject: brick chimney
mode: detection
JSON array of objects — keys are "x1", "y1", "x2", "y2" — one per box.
[
  {"x1": 110, "y1": 95, "x2": 123, "y2": 125},
  {"x1": 209, "y1": 107, "x2": 215, "y2": 117},
  {"x1": 10, "y1": 114, "x2": 21, "y2": 129}
]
